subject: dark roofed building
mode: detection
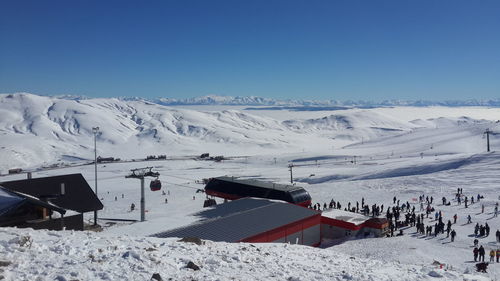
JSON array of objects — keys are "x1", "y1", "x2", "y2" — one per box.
[
  {"x1": 152, "y1": 198, "x2": 321, "y2": 246},
  {"x1": 0, "y1": 186, "x2": 83, "y2": 230},
  {"x1": 1, "y1": 173, "x2": 103, "y2": 213},
  {"x1": 204, "y1": 177, "x2": 312, "y2": 206}
]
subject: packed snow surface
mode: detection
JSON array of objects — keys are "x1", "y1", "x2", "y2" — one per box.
[
  {"x1": 1, "y1": 93, "x2": 500, "y2": 280},
  {"x1": 0, "y1": 227, "x2": 475, "y2": 281}
]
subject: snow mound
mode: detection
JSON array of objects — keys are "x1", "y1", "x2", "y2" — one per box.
[{"x1": 0, "y1": 227, "x2": 469, "y2": 281}]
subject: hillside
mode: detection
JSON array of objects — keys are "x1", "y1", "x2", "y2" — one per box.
[{"x1": 2, "y1": 93, "x2": 500, "y2": 173}]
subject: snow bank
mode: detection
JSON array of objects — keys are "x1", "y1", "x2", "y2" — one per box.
[{"x1": 0, "y1": 227, "x2": 468, "y2": 281}]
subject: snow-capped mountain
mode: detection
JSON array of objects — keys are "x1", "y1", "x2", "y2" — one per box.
[{"x1": 1, "y1": 93, "x2": 499, "y2": 172}]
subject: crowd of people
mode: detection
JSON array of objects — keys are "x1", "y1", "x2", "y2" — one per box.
[{"x1": 308, "y1": 187, "x2": 500, "y2": 268}]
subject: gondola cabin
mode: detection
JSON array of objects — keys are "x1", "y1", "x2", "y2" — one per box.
[
  {"x1": 150, "y1": 179, "x2": 162, "y2": 191},
  {"x1": 204, "y1": 176, "x2": 311, "y2": 207}
]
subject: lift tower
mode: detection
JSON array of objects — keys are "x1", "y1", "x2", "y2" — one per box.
[
  {"x1": 484, "y1": 129, "x2": 491, "y2": 152},
  {"x1": 125, "y1": 167, "x2": 160, "y2": 222}
]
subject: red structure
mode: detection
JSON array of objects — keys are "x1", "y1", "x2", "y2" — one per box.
[
  {"x1": 152, "y1": 198, "x2": 321, "y2": 246},
  {"x1": 152, "y1": 198, "x2": 387, "y2": 247},
  {"x1": 242, "y1": 214, "x2": 321, "y2": 246},
  {"x1": 321, "y1": 209, "x2": 389, "y2": 239}
]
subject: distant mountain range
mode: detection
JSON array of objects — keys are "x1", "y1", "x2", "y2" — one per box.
[
  {"x1": 31, "y1": 93, "x2": 500, "y2": 107},
  {"x1": 153, "y1": 95, "x2": 500, "y2": 107}
]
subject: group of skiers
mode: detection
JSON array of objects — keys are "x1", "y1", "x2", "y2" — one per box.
[
  {"x1": 473, "y1": 246, "x2": 500, "y2": 263},
  {"x1": 309, "y1": 198, "x2": 386, "y2": 219},
  {"x1": 474, "y1": 223, "x2": 490, "y2": 237}
]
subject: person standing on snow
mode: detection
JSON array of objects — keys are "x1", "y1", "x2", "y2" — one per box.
[
  {"x1": 473, "y1": 247, "x2": 479, "y2": 262},
  {"x1": 490, "y1": 250, "x2": 496, "y2": 262},
  {"x1": 496, "y1": 249, "x2": 500, "y2": 263},
  {"x1": 450, "y1": 229, "x2": 456, "y2": 242},
  {"x1": 479, "y1": 245, "x2": 485, "y2": 262}
]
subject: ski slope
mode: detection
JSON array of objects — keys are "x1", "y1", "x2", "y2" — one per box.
[{"x1": 1, "y1": 93, "x2": 500, "y2": 280}]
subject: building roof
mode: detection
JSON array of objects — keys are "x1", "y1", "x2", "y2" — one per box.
[
  {"x1": 214, "y1": 176, "x2": 304, "y2": 192},
  {"x1": 322, "y1": 209, "x2": 372, "y2": 226},
  {"x1": 152, "y1": 198, "x2": 319, "y2": 242},
  {"x1": 0, "y1": 174, "x2": 103, "y2": 213},
  {"x1": 0, "y1": 186, "x2": 66, "y2": 216}
]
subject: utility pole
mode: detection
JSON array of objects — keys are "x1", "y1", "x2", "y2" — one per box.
[
  {"x1": 484, "y1": 129, "x2": 491, "y2": 152},
  {"x1": 92, "y1": 126, "x2": 99, "y2": 226},
  {"x1": 288, "y1": 163, "x2": 294, "y2": 184},
  {"x1": 125, "y1": 167, "x2": 160, "y2": 222}
]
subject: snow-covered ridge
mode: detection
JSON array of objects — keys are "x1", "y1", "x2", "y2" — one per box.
[{"x1": 0, "y1": 93, "x2": 499, "y2": 172}]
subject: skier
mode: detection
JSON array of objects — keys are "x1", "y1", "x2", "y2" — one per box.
[
  {"x1": 450, "y1": 229, "x2": 456, "y2": 242},
  {"x1": 497, "y1": 249, "x2": 500, "y2": 263},
  {"x1": 474, "y1": 238, "x2": 479, "y2": 247},
  {"x1": 130, "y1": 203, "x2": 135, "y2": 211},
  {"x1": 490, "y1": 250, "x2": 496, "y2": 262},
  {"x1": 446, "y1": 225, "x2": 451, "y2": 237},
  {"x1": 453, "y1": 214, "x2": 457, "y2": 224},
  {"x1": 496, "y1": 230, "x2": 500, "y2": 242},
  {"x1": 467, "y1": 215, "x2": 472, "y2": 224},
  {"x1": 479, "y1": 245, "x2": 485, "y2": 262},
  {"x1": 473, "y1": 247, "x2": 479, "y2": 262}
]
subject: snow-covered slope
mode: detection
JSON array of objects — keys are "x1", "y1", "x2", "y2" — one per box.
[{"x1": 2, "y1": 93, "x2": 500, "y2": 173}]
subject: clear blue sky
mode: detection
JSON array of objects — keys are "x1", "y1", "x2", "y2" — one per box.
[{"x1": 1, "y1": 0, "x2": 499, "y2": 100}]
